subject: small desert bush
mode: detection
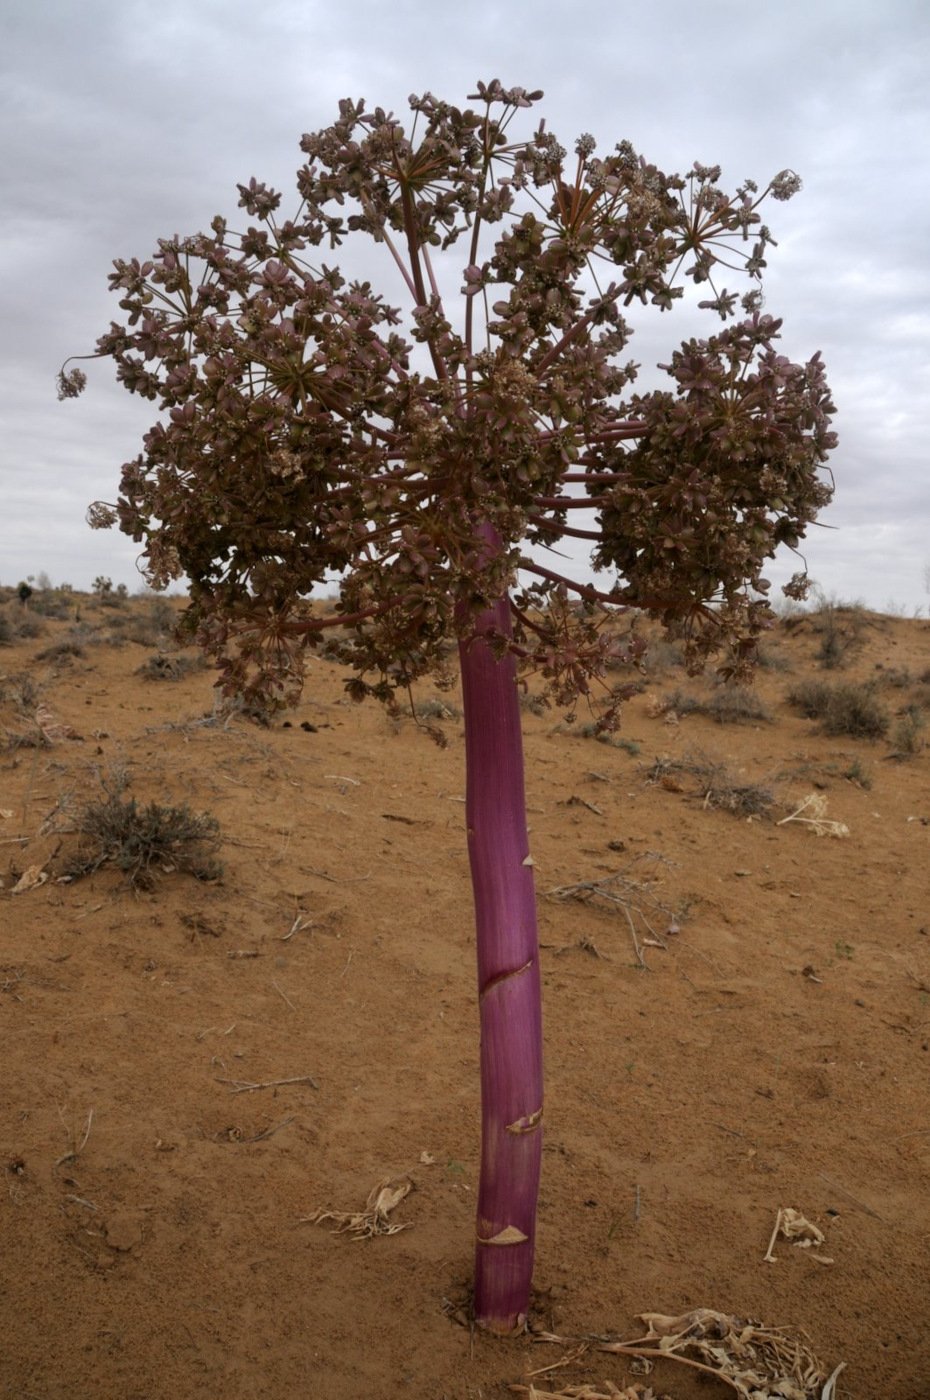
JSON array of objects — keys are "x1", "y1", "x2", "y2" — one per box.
[
  {"x1": 415, "y1": 696, "x2": 462, "y2": 721},
  {"x1": 643, "y1": 638, "x2": 686, "y2": 676},
  {"x1": 127, "y1": 598, "x2": 180, "y2": 647},
  {"x1": 35, "y1": 640, "x2": 85, "y2": 663},
  {"x1": 64, "y1": 781, "x2": 223, "y2": 888},
  {"x1": 556, "y1": 721, "x2": 640, "y2": 755},
  {"x1": 876, "y1": 665, "x2": 912, "y2": 689},
  {"x1": 644, "y1": 750, "x2": 775, "y2": 818},
  {"x1": 136, "y1": 652, "x2": 207, "y2": 682},
  {"x1": 706, "y1": 687, "x2": 772, "y2": 725},
  {"x1": 14, "y1": 616, "x2": 44, "y2": 640},
  {"x1": 889, "y1": 706, "x2": 926, "y2": 759},
  {"x1": 809, "y1": 598, "x2": 866, "y2": 669},
  {"x1": 30, "y1": 592, "x2": 73, "y2": 620},
  {"x1": 755, "y1": 643, "x2": 791, "y2": 672},
  {"x1": 841, "y1": 757, "x2": 873, "y2": 790},
  {"x1": 788, "y1": 679, "x2": 890, "y2": 739},
  {"x1": 0, "y1": 613, "x2": 13, "y2": 646},
  {"x1": 663, "y1": 686, "x2": 705, "y2": 717},
  {"x1": 660, "y1": 685, "x2": 771, "y2": 725},
  {"x1": 0, "y1": 671, "x2": 40, "y2": 714}
]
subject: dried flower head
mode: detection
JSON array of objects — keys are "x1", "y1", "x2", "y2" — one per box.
[{"x1": 68, "y1": 80, "x2": 834, "y2": 715}]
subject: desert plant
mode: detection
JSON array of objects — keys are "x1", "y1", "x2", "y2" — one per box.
[
  {"x1": 889, "y1": 706, "x2": 925, "y2": 758},
  {"x1": 808, "y1": 594, "x2": 865, "y2": 669},
  {"x1": 706, "y1": 685, "x2": 772, "y2": 725},
  {"x1": 135, "y1": 651, "x2": 207, "y2": 681},
  {"x1": 644, "y1": 750, "x2": 776, "y2": 818},
  {"x1": 788, "y1": 679, "x2": 889, "y2": 739},
  {"x1": 63, "y1": 775, "x2": 222, "y2": 887},
  {"x1": 64, "y1": 81, "x2": 835, "y2": 1332}
]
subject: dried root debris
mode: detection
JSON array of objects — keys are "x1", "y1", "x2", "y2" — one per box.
[
  {"x1": 300, "y1": 1173, "x2": 414, "y2": 1239},
  {"x1": 763, "y1": 1207, "x2": 833, "y2": 1265},
  {"x1": 521, "y1": 1308, "x2": 845, "y2": 1400}
]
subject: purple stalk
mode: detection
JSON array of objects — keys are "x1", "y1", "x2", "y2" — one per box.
[{"x1": 458, "y1": 527, "x2": 544, "y2": 1334}]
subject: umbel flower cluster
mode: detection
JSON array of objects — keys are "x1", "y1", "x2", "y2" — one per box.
[{"x1": 66, "y1": 80, "x2": 836, "y2": 722}]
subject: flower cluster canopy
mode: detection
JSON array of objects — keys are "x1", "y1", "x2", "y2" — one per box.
[{"x1": 72, "y1": 80, "x2": 836, "y2": 714}]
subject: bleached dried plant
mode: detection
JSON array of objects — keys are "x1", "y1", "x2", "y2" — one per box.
[{"x1": 776, "y1": 793, "x2": 849, "y2": 838}]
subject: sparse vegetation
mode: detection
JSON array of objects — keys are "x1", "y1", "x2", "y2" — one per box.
[
  {"x1": 841, "y1": 757, "x2": 873, "y2": 789},
  {"x1": 889, "y1": 706, "x2": 925, "y2": 758},
  {"x1": 414, "y1": 696, "x2": 462, "y2": 721},
  {"x1": 35, "y1": 640, "x2": 85, "y2": 663},
  {"x1": 644, "y1": 749, "x2": 776, "y2": 818},
  {"x1": 136, "y1": 652, "x2": 207, "y2": 682},
  {"x1": 706, "y1": 686, "x2": 773, "y2": 725},
  {"x1": 63, "y1": 772, "x2": 223, "y2": 888},
  {"x1": 788, "y1": 678, "x2": 890, "y2": 739},
  {"x1": 808, "y1": 595, "x2": 867, "y2": 669},
  {"x1": 658, "y1": 684, "x2": 772, "y2": 724}
]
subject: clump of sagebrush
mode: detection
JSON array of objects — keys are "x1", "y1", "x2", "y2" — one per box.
[
  {"x1": 809, "y1": 597, "x2": 865, "y2": 669},
  {"x1": 706, "y1": 685, "x2": 772, "y2": 725},
  {"x1": 788, "y1": 678, "x2": 889, "y2": 739},
  {"x1": 65, "y1": 781, "x2": 222, "y2": 888},
  {"x1": 136, "y1": 651, "x2": 207, "y2": 682},
  {"x1": 36, "y1": 640, "x2": 85, "y2": 663},
  {"x1": 889, "y1": 706, "x2": 925, "y2": 758}
]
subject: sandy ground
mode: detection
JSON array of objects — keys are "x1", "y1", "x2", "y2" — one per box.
[{"x1": 1, "y1": 591, "x2": 928, "y2": 1399}]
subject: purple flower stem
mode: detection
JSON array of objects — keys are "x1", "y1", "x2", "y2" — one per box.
[{"x1": 458, "y1": 536, "x2": 544, "y2": 1335}]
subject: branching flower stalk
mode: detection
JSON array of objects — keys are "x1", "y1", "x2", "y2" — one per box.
[{"x1": 64, "y1": 80, "x2": 836, "y2": 1333}]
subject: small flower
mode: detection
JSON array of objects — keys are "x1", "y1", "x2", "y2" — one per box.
[
  {"x1": 57, "y1": 367, "x2": 87, "y2": 400},
  {"x1": 86, "y1": 502, "x2": 118, "y2": 529},
  {"x1": 770, "y1": 169, "x2": 802, "y2": 201}
]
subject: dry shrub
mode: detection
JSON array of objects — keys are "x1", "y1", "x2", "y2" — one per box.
[
  {"x1": 136, "y1": 652, "x2": 207, "y2": 682},
  {"x1": 644, "y1": 749, "x2": 775, "y2": 818},
  {"x1": 706, "y1": 686, "x2": 772, "y2": 724},
  {"x1": 35, "y1": 640, "x2": 85, "y2": 663},
  {"x1": 63, "y1": 777, "x2": 222, "y2": 888},
  {"x1": 788, "y1": 679, "x2": 890, "y2": 739},
  {"x1": 660, "y1": 685, "x2": 771, "y2": 724},
  {"x1": 889, "y1": 706, "x2": 925, "y2": 759},
  {"x1": 13, "y1": 616, "x2": 44, "y2": 640},
  {"x1": 808, "y1": 597, "x2": 866, "y2": 669},
  {"x1": 0, "y1": 671, "x2": 40, "y2": 715},
  {"x1": 415, "y1": 696, "x2": 462, "y2": 720},
  {"x1": 876, "y1": 664, "x2": 912, "y2": 689},
  {"x1": 554, "y1": 721, "x2": 640, "y2": 755},
  {"x1": 642, "y1": 637, "x2": 686, "y2": 676}
]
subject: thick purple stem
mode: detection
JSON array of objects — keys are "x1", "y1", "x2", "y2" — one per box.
[{"x1": 458, "y1": 527, "x2": 544, "y2": 1335}]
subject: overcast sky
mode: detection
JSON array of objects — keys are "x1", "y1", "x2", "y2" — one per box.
[{"x1": 2, "y1": 0, "x2": 928, "y2": 612}]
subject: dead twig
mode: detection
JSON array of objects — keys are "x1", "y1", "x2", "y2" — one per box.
[
  {"x1": 215, "y1": 1075, "x2": 318, "y2": 1094},
  {"x1": 299, "y1": 865, "x2": 371, "y2": 884},
  {"x1": 817, "y1": 1172, "x2": 888, "y2": 1223},
  {"x1": 53, "y1": 1105, "x2": 93, "y2": 1171},
  {"x1": 271, "y1": 979, "x2": 298, "y2": 1012}
]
